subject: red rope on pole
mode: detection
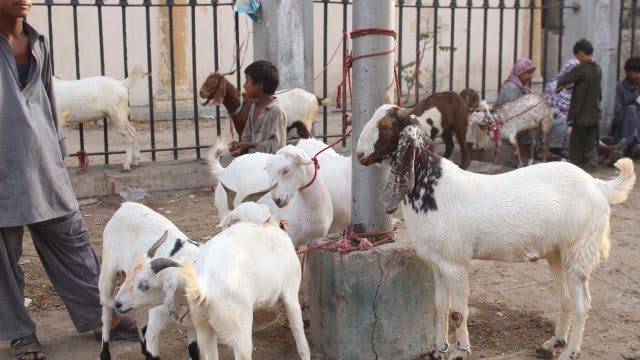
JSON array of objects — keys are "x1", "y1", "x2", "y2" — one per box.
[{"x1": 75, "y1": 150, "x2": 89, "y2": 175}]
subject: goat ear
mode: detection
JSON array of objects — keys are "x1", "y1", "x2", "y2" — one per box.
[
  {"x1": 212, "y1": 78, "x2": 227, "y2": 104},
  {"x1": 147, "y1": 230, "x2": 169, "y2": 258},
  {"x1": 217, "y1": 213, "x2": 239, "y2": 228},
  {"x1": 381, "y1": 125, "x2": 418, "y2": 214},
  {"x1": 150, "y1": 257, "x2": 182, "y2": 274}
]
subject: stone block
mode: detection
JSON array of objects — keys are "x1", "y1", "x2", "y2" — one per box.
[{"x1": 309, "y1": 240, "x2": 434, "y2": 360}]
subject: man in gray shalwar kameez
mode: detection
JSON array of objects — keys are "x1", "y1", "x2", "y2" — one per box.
[{"x1": 1, "y1": 1, "x2": 135, "y2": 358}]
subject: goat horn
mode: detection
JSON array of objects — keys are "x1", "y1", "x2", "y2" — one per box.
[
  {"x1": 147, "y1": 230, "x2": 169, "y2": 258},
  {"x1": 150, "y1": 258, "x2": 182, "y2": 274}
]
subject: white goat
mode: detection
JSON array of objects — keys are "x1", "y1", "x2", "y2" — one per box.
[
  {"x1": 217, "y1": 201, "x2": 273, "y2": 229},
  {"x1": 144, "y1": 222, "x2": 311, "y2": 360},
  {"x1": 470, "y1": 94, "x2": 553, "y2": 167},
  {"x1": 207, "y1": 138, "x2": 350, "y2": 230},
  {"x1": 356, "y1": 104, "x2": 636, "y2": 360},
  {"x1": 54, "y1": 66, "x2": 145, "y2": 172},
  {"x1": 99, "y1": 202, "x2": 200, "y2": 360}
]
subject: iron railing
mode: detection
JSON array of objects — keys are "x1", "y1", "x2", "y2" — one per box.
[{"x1": 29, "y1": 0, "x2": 582, "y2": 166}]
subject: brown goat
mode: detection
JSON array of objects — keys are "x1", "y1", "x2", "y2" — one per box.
[
  {"x1": 398, "y1": 91, "x2": 470, "y2": 169},
  {"x1": 199, "y1": 72, "x2": 251, "y2": 135}
]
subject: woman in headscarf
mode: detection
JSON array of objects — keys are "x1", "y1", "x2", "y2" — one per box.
[
  {"x1": 496, "y1": 58, "x2": 537, "y2": 164},
  {"x1": 497, "y1": 58, "x2": 536, "y2": 103},
  {"x1": 544, "y1": 58, "x2": 580, "y2": 158}
]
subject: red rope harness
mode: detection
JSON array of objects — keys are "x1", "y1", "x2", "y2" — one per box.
[
  {"x1": 299, "y1": 129, "x2": 353, "y2": 190},
  {"x1": 75, "y1": 150, "x2": 89, "y2": 175},
  {"x1": 486, "y1": 100, "x2": 545, "y2": 141}
]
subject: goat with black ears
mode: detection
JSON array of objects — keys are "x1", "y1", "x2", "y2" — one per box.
[{"x1": 356, "y1": 104, "x2": 636, "y2": 360}]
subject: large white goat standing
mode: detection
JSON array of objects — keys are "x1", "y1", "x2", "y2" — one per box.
[{"x1": 356, "y1": 104, "x2": 635, "y2": 360}]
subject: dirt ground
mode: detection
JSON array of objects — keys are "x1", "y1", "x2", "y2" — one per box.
[{"x1": 1, "y1": 162, "x2": 639, "y2": 359}]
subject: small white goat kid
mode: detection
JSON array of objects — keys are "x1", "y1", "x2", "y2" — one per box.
[
  {"x1": 356, "y1": 104, "x2": 636, "y2": 360},
  {"x1": 54, "y1": 66, "x2": 145, "y2": 171},
  {"x1": 207, "y1": 138, "x2": 350, "y2": 229},
  {"x1": 99, "y1": 202, "x2": 200, "y2": 360},
  {"x1": 148, "y1": 222, "x2": 311, "y2": 360}
]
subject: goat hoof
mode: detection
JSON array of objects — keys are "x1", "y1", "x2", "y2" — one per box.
[
  {"x1": 535, "y1": 347, "x2": 554, "y2": 359},
  {"x1": 100, "y1": 342, "x2": 111, "y2": 360},
  {"x1": 121, "y1": 168, "x2": 131, "y2": 173}
]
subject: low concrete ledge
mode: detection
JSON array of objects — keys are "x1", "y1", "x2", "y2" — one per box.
[
  {"x1": 67, "y1": 156, "x2": 235, "y2": 199},
  {"x1": 309, "y1": 240, "x2": 435, "y2": 360}
]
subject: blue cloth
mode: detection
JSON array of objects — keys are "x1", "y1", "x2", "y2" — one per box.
[{"x1": 234, "y1": 0, "x2": 261, "y2": 23}]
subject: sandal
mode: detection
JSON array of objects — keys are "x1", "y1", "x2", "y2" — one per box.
[
  {"x1": 10, "y1": 334, "x2": 46, "y2": 360},
  {"x1": 93, "y1": 316, "x2": 139, "y2": 342}
]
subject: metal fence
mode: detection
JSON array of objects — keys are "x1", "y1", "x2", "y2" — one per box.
[{"x1": 29, "y1": 0, "x2": 607, "y2": 166}]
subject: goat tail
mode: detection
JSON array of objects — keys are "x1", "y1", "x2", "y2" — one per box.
[
  {"x1": 181, "y1": 262, "x2": 208, "y2": 313},
  {"x1": 205, "y1": 137, "x2": 229, "y2": 181},
  {"x1": 594, "y1": 158, "x2": 636, "y2": 205},
  {"x1": 122, "y1": 65, "x2": 146, "y2": 89},
  {"x1": 316, "y1": 96, "x2": 333, "y2": 107}
]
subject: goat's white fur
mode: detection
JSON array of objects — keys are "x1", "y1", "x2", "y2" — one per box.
[
  {"x1": 207, "y1": 138, "x2": 347, "y2": 233},
  {"x1": 473, "y1": 94, "x2": 553, "y2": 166},
  {"x1": 217, "y1": 202, "x2": 272, "y2": 228},
  {"x1": 356, "y1": 107, "x2": 636, "y2": 360},
  {"x1": 181, "y1": 222, "x2": 311, "y2": 360},
  {"x1": 99, "y1": 202, "x2": 199, "y2": 359},
  {"x1": 276, "y1": 88, "x2": 323, "y2": 135},
  {"x1": 54, "y1": 66, "x2": 145, "y2": 171}
]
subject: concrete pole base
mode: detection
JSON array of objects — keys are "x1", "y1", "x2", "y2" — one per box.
[{"x1": 309, "y1": 240, "x2": 435, "y2": 360}]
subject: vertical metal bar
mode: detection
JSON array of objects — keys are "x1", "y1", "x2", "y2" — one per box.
[
  {"x1": 432, "y1": 0, "x2": 439, "y2": 94},
  {"x1": 557, "y1": 0, "x2": 564, "y2": 72},
  {"x1": 449, "y1": 0, "x2": 456, "y2": 92},
  {"x1": 71, "y1": 0, "x2": 84, "y2": 152},
  {"x1": 97, "y1": 0, "x2": 109, "y2": 164},
  {"x1": 190, "y1": 0, "x2": 200, "y2": 158},
  {"x1": 342, "y1": 0, "x2": 348, "y2": 146},
  {"x1": 617, "y1": 0, "x2": 625, "y2": 79},
  {"x1": 323, "y1": 0, "x2": 329, "y2": 142},
  {"x1": 542, "y1": 1, "x2": 549, "y2": 84},
  {"x1": 514, "y1": 0, "x2": 520, "y2": 64},
  {"x1": 213, "y1": 1, "x2": 221, "y2": 136},
  {"x1": 465, "y1": 0, "x2": 472, "y2": 89},
  {"x1": 234, "y1": 11, "x2": 241, "y2": 92},
  {"x1": 415, "y1": 0, "x2": 422, "y2": 104},
  {"x1": 481, "y1": 0, "x2": 488, "y2": 98},
  {"x1": 497, "y1": 0, "x2": 505, "y2": 89},
  {"x1": 168, "y1": 0, "x2": 178, "y2": 159},
  {"x1": 529, "y1": 0, "x2": 534, "y2": 59},
  {"x1": 144, "y1": 0, "x2": 156, "y2": 160},
  {"x1": 397, "y1": 0, "x2": 404, "y2": 98},
  {"x1": 632, "y1": 0, "x2": 638, "y2": 56},
  {"x1": 121, "y1": 0, "x2": 129, "y2": 77},
  {"x1": 46, "y1": 0, "x2": 54, "y2": 74}
]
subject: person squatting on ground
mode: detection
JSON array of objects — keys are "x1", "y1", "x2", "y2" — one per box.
[{"x1": 607, "y1": 56, "x2": 640, "y2": 159}]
